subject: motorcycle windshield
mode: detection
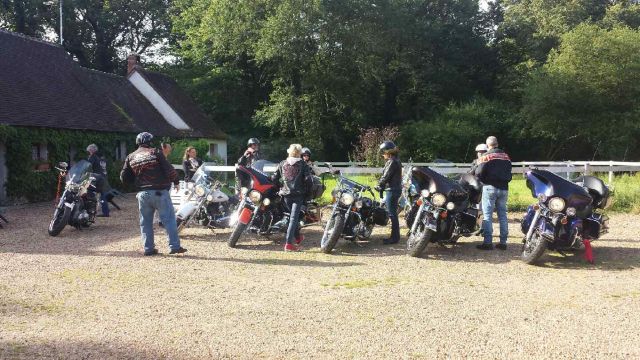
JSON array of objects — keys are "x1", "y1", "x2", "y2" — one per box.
[
  {"x1": 66, "y1": 160, "x2": 92, "y2": 184},
  {"x1": 412, "y1": 166, "x2": 466, "y2": 198},
  {"x1": 526, "y1": 169, "x2": 592, "y2": 209},
  {"x1": 191, "y1": 162, "x2": 219, "y2": 184}
]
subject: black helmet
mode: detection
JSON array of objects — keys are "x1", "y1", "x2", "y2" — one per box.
[
  {"x1": 136, "y1": 132, "x2": 154, "y2": 146},
  {"x1": 379, "y1": 140, "x2": 396, "y2": 152},
  {"x1": 247, "y1": 138, "x2": 260, "y2": 146},
  {"x1": 301, "y1": 147, "x2": 311, "y2": 156}
]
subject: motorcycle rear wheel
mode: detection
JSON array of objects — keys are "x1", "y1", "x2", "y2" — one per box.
[
  {"x1": 228, "y1": 222, "x2": 248, "y2": 248},
  {"x1": 406, "y1": 223, "x2": 433, "y2": 257},
  {"x1": 48, "y1": 206, "x2": 71, "y2": 237},
  {"x1": 321, "y1": 213, "x2": 345, "y2": 254},
  {"x1": 522, "y1": 232, "x2": 546, "y2": 264}
]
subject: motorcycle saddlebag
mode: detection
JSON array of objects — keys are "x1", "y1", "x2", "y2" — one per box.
[
  {"x1": 309, "y1": 176, "x2": 326, "y2": 199},
  {"x1": 372, "y1": 207, "x2": 389, "y2": 226}
]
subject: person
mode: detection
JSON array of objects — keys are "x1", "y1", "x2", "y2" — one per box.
[
  {"x1": 469, "y1": 143, "x2": 488, "y2": 174},
  {"x1": 375, "y1": 141, "x2": 402, "y2": 245},
  {"x1": 86, "y1": 144, "x2": 109, "y2": 217},
  {"x1": 474, "y1": 136, "x2": 512, "y2": 250},
  {"x1": 182, "y1": 147, "x2": 202, "y2": 182},
  {"x1": 237, "y1": 138, "x2": 261, "y2": 168},
  {"x1": 301, "y1": 147, "x2": 321, "y2": 176},
  {"x1": 235, "y1": 138, "x2": 261, "y2": 194},
  {"x1": 120, "y1": 132, "x2": 187, "y2": 256},
  {"x1": 271, "y1": 144, "x2": 313, "y2": 252}
]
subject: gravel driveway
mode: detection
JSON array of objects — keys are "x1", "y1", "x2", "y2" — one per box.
[{"x1": 1, "y1": 197, "x2": 639, "y2": 359}]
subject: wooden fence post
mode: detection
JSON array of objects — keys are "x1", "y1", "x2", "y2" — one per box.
[
  {"x1": 609, "y1": 160, "x2": 614, "y2": 185},
  {"x1": 584, "y1": 163, "x2": 590, "y2": 176}
]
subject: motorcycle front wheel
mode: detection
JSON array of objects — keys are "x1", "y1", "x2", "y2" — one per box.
[
  {"x1": 176, "y1": 217, "x2": 187, "y2": 234},
  {"x1": 48, "y1": 206, "x2": 72, "y2": 236},
  {"x1": 406, "y1": 223, "x2": 434, "y2": 257},
  {"x1": 321, "y1": 213, "x2": 345, "y2": 254},
  {"x1": 522, "y1": 231, "x2": 546, "y2": 264},
  {"x1": 227, "y1": 222, "x2": 248, "y2": 248}
]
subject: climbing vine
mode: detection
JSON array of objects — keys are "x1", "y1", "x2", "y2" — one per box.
[{"x1": 1, "y1": 126, "x2": 211, "y2": 203}]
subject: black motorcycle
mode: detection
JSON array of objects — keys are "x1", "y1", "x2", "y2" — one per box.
[
  {"x1": 320, "y1": 169, "x2": 388, "y2": 254},
  {"x1": 228, "y1": 162, "x2": 324, "y2": 248},
  {"x1": 520, "y1": 169, "x2": 611, "y2": 264},
  {"x1": 48, "y1": 160, "x2": 100, "y2": 236},
  {"x1": 405, "y1": 167, "x2": 482, "y2": 257}
]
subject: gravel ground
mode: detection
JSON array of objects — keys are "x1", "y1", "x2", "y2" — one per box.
[{"x1": 1, "y1": 197, "x2": 639, "y2": 359}]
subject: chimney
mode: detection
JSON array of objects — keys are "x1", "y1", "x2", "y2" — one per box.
[{"x1": 127, "y1": 53, "x2": 141, "y2": 74}]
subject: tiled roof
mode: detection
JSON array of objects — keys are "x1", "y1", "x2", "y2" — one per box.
[{"x1": 0, "y1": 29, "x2": 224, "y2": 139}]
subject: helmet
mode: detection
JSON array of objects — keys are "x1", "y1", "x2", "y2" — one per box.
[
  {"x1": 247, "y1": 138, "x2": 260, "y2": 146},
  {"x1": 136, "y1": 132, "x2": 154, "y2": 146},
  {"x1": 301, "y1": 147, "x2": 311, "y2": 156},
  {"x1": 475, "y1": 144, "x2": 488, "y2": 152},
  {"x1": 379, "y1": 141, "x2": 397, "y2": 152}
]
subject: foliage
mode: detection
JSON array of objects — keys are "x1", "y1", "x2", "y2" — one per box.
[
  {"x1": 1, "y1": 0, "x2": 172, "y2": 73},
  {"x1": 398, "y1": 98, "x2": 520, "y2": 162},
  {"x1": 165, "y1": 138, "x2": 220, "y2": 165},
  {"x1": 351, "y1": 126, "x2": 399, "y2": 167},
  {"x1": 521, "y1": 24, "x2": 640, "y2": 160}
]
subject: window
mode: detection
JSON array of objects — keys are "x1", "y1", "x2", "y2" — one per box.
[
  {"x1": 209, "y1": 143, "x2": 218, "y2": 158},
  {"x1": 31, "y1": 143, "x2": 48, "y2": 161},
  {"x1": 115, "y1": 140, "x2": 127, "y2": 160}
]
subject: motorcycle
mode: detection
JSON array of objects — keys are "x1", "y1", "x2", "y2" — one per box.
[
  {"x1": 175, "y1": 162, "x2": 238, "y2": 233},
  {"x1": 227, "y1": 161, "x2": 325, "y2": 248},
  {"x1": 520, "y1": 169, "x2": 611, "y2": 264},
  {"x1": 405, "y1": 167, "x2": 482, "y2": 257},
  {"x1": 320, "y1": 168, "x2": 389, "y2": 254},
  {"x1": 48, "y1": 160, "x2": 100, "y2": 236}
]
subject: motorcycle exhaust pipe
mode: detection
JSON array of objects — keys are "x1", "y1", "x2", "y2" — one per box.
[{"x1": 525, "y1": 209, "x2": 542, "y2": 242}]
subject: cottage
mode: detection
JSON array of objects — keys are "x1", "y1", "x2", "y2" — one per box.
[{"x1": 0, "y1": 29, "x2": 226, "y2": 203}]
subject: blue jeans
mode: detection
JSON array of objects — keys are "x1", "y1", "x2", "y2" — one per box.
[
  {"x1": 385, "y1": 189, "x2": 401, "y2": 242},
  {"x1": 137, "y1": 189, "x2": 181, "y2": 252},
  {"x1": 481, "y1": 185, "x2": 509, "y2": 245},
  {"x1": 284, "y1": 195, "x2": 303, "y2": 245}
]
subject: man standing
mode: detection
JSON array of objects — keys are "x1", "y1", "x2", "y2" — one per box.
[
  {"x1": 235, "y1": 138, "x2": 261, "y2": 194},
  {"x1": 474, "y1": 136, "x2": 512, "y2": 250},
  {"x1": 87, "y1": 144, "x2": 109, "y2": 217},
  {"x1": 120, "y1": 132, "x2": 187, "y2": 256}
]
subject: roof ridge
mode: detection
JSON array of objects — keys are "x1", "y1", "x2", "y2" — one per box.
[
  {"x1": 0, "y1": 28, "x2": 64, "y2": 49},
  {"x1": 81, "y1": 66, "x2": 125, "y2": 79}
]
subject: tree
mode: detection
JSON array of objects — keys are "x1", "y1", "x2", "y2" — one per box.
[{"x1": 521, "y1": 24, "x2": 640, "y2": 160}]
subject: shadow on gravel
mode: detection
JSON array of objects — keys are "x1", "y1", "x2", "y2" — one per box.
[
  {"x1": 0, "y1": 339, "x2": 169, "y2": 360},
  {"x1": 535, "y1": 245, "x2": 640, "y2": 271}
]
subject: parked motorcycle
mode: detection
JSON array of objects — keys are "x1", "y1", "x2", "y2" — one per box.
[
  {"x1": 48, "y1": 161, "x2": 100, "y2": 236},
  {"x1": 520, "y1": 169, "x2": 611, "y2": 264},
  {"x1": 175, "y1": 162, "x2": 238, "y2": 233},
  {"x1": 227, "y1": 162, "x2": 324, "y2": 248},
  {"x1": 320, "y1": 167, "x2": 388, "y2": 254},
  {"x1": 405, "y1": 167, "x2": 482, "y2": 257}
]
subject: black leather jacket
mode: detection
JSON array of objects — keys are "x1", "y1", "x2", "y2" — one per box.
[
  {"x1": 378, "y1": 156, "x2": 402, "y2": 190},
  {"x1": 120, "y1": 145, "x2": 179, "y2": 191},
  {"x1": 237, "y1": 149, "x2": 261, "y2": 168},
  {"x1": 271, "y1": 158, "x2": 312, "y2": 198},
  {"x1": 474, "y1": 148, "x2": 512, "y2": 190}
]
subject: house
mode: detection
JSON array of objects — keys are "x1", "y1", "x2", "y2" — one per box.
[{"x1": 0, "y1": 29, "x2": 227, "y2": 203}]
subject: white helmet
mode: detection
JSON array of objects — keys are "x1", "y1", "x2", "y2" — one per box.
[{"x1": 475, "y1": 144, "x2": 488, "y2": 152}]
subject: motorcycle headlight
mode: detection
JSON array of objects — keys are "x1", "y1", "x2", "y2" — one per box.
[
  {"x1": 340, "y1": 193, "x2": 355, "y2": 205},
  {"x1": 248, "y1": 190, "x2": 262, "y2": 203},
  {"x1": 431, "y1": 193, "x2": 446, "y2": 207},
  {"x1": 566, "y1": 207, "x2": 576, "y2": 217},
  {"x1": 420, "y1": 189, "x2": 430, "y2": 198},
  {"x1": 241, "y1": 187, "x2": 249, "y2": 196},
  {"x1": 195, "y1": 185, "x2": 206, "y2": 197},
  {"x1": 263, "y1": 198, "x2": 271, "y2": 206},
  {"x1": 206, "y1": 194, "x2": 214, "y2": 202},
  {"x1": 446, "y1": 202, "x2": 455, "y2": 210},
  {"x1": 355, "y1": 200, "x2": 363, "y2": 209},
  {"x1": 537, "y1": 193, "x2": 548, "y2": 202},
  {"x1": 548, "y1": 197, "x2": 566, "y2": 212}
]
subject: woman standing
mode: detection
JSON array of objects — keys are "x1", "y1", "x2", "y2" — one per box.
[
  {"x1": 272, "y1": 144, "x2": 313, "y2": 252},
  {"x1": 375, "y1": 141, "x2": 402, "y2": 245},
  {"x1": 182, "y1": 147, "x2": 202, "y2": 182}
]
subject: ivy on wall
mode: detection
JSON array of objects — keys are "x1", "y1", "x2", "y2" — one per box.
[{"x1": 1, "y1": 126, "x2": 213, "y2": 203}]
